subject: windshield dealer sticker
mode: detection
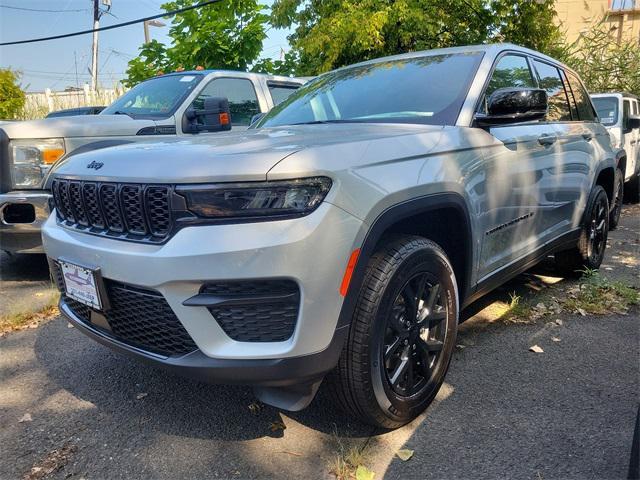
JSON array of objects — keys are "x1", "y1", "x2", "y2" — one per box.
[{"x1": 180, "y1": 76, "x2": 196, "y2": 82}]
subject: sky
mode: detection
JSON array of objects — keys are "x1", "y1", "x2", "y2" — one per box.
[{"x1": 0, "y1": 0, "x2": 292, "y2": 92}]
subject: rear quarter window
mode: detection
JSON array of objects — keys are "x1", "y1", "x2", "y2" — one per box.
[{"x1": 566, "y1": 73, "x2": 596, "y2": 121}]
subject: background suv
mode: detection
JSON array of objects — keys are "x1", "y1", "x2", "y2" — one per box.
[
  {"x1": 42, "y1": 44, "x2": 618, "y2": 428},
  {"x1": 591, "y1": 92, "x2": 640, "y2": 206}
]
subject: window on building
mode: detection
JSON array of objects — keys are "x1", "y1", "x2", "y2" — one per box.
[{"x1": 610, "y1": 0, "x2": 636, "y2": 11}]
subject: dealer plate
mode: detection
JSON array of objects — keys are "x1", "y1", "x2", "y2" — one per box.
[{"x1": 59, "y1": 260, "x2": 103, "y2": 310}]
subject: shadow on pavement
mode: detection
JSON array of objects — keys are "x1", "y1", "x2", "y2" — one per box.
[{"x1": 0, "y1": 252, "x2": 50, "y2": 282}]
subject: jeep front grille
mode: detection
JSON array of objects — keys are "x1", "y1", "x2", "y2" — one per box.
[{"x1": 52, "y1": 179, "x2": 172, "y2": 243}]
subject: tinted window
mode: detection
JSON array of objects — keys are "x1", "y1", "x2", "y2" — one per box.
[
  {"x1": 592, "y1": 97, "x2": 619, "y2": 126},
  {"x1": 485, "y1": 54, "x2": 536, "y2": 97},
  {"x1": 633, "y1": 100, "x2": 639, "y2": 116},
  {"x1": 259, "y1": 52, "x2": 484, "y2": 127},
  {"x1": 532, "y1": 60, "x2": 572, "y2": 121},
  {"x1": 566, "y1": 73, "x2": 596, "y2": 121},
  {"x1": 560, "y1": 69, "x2": 579, "y2": 119},
  {"x1": 194, "y1": 78, "x2": 260, "y2": 126},
  {"x1": 623, "y1": 100, "x2": 631, "y2": 127},
  {"x1": 102, "y1": 74, "x2": 202, "y2": 119},
  {"x1": 268, "y1": 84, "x2": 300, "y2": 105}
]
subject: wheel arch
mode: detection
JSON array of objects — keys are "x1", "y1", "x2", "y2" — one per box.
[{"x1": 336, "y1": 192, "x2": 473, "y2": 329}]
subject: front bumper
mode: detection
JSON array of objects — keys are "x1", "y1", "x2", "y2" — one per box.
[
  {"x1": 0, "y1": 191, "x2": 51, "y2": 253},
  {"x1": 60, "y1": 299, "x2": 349, "y2": 388},
  {"x1": 43, "y1": 202, "x2": 364, "y2": 371}
]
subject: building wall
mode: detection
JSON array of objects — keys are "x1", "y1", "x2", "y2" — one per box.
[{"x1": 555, "y1": 0, "x2": 640, "y2": 44}]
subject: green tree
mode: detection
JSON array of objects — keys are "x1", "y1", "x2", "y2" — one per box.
[
  {"x1": 124, "y1": 0, "x2": 269, "y2": 87},
  {"x1": 271, "y1": 0, "x2": 565, "y2": 75},
  {"x1": 561, "y1": 16, "x2": 640, "y2": 96},
  {"x1": 0, "y1": 69, "x2": 26, "y2": 120}
]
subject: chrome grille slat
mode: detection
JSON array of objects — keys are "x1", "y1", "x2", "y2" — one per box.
[{"x1": 51, "y1": 179, "x2": 172, "y2": 243}]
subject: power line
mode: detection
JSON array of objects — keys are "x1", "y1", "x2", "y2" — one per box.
[
  {"x1": 0, "y1": 0, "x2": 223, "y2": 46},
  {"x1": 0, "y1": 4, "x2": 90, "y2": 13}
]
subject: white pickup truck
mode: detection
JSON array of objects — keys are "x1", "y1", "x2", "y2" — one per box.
[{"x1": 0, "y1": 70, "x2": 306, "y2": 254}]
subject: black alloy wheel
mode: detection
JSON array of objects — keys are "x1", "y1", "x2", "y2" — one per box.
[
  {"x1": 384, "y1": 273, "x2": 447, "y2": 397},
  {"x1": 587, "y1": 191, "x2": 608, "y2": 264}
]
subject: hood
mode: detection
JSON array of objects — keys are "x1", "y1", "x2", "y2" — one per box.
[
  {"x1": 53, "y1": 123, "x2": 441, "y2": 183},
  {"x1": 0, "y1": 115, "x2": 158, "y2": 139}
]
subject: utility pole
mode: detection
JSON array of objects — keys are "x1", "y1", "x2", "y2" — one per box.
[
  {"x1": 74, "y1": 51, "x2": 79, "y2": 89},
  {"x1": 90, "y1": 0, "x2": 99, "y2": 91},
  {"x1": 90, "y1": 0, "x2": 111, "y2": 91}
]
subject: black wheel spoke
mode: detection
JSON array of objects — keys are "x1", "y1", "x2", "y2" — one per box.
[{"x1": 425, "y1": 283, "x2": 440, "y2": 311}]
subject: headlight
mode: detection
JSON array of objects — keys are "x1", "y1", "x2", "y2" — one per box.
[
  {"x1": 177, "y1": 177, "x2": 332, "y2": 221},
  {"x1": 10, "y1": 138, "x2": 65, "y2": 188}
]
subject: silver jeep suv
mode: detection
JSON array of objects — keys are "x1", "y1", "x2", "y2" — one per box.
[{"x1": 42, "y1": 44, "x2": 619, "y2": 428}]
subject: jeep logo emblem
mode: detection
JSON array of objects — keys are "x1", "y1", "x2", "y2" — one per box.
[{"x1": 87, "y1": 161, "x2": 104, "y2": 170}]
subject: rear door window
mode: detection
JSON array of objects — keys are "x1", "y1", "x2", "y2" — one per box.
[
  {"x1": 565, "y1": 73, "x2": 596, "y2": 121},
  {"x1": 193, "y1": 78, "x2": 261, "y2": 126},
  {"x1": 267, "y1": 83, "x2": 301, "y2": 105},
  {"x1": 532, "y1": 60, "x2": 572, "y2": 121}
]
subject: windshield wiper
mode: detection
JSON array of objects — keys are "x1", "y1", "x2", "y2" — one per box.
[{"x1": 112, "y1": 110, "x2": 133, "y2": 118}]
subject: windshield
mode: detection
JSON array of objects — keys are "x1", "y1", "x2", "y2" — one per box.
[
  {"x1": 258, "y1": 52, "x2": 483, "y2": 128},
  {"x1": 592, "y1": 97, "x2": 619, "y2": 126},
  {"x1": 102, "y1": 74, "x2": 203, "y2": 119}
]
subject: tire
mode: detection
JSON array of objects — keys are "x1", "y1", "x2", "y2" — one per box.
[
  {"x1": 609, "y1": 168, "x2": 624, "y2": 230},
  {"x1": 625, "y1": 173, "x2": 640, "y2": 204},
  {"x1": 555, "y1": 185, "x2": 609, "y2": 277},
  {"x1": 328, "y1": 235, "x2": 458, "y2": 429}
]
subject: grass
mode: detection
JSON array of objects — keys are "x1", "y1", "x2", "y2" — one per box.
[
  {"x1": 563, "y1": 270, "x2": 639, "y2": 315},
  {"x1": 328, "y1": 434, "x2": 372, "y2": 480},
  {"x1": 501, "y1": 292, "x2": 535, "y2": 324},
  {"x1": 0, "y1": 291, "x2": 60, "y2": 335}
]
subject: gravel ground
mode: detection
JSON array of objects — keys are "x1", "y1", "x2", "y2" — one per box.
[{"x1": 0, "y1": 205, "x2": 638, "y2": 480}]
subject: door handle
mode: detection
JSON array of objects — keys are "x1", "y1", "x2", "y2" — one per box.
[
  {"x1": 538, "y1": 134, "x2": 558, "y2": 146},
  {"x1": 582, "y1": 133, "x2": 593, "y2": 141}
]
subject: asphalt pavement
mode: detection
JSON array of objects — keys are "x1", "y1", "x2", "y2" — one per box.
[{"x1": 1, "y1": 205, "x2": 638, "y2": 479}]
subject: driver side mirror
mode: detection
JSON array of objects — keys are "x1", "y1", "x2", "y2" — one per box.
[
  {"x1": 475, "y1": 87, "x2": 548, "y2": 126},
  {"x1": 183, "y1": 97, "x2": 232, "y2": 134}
]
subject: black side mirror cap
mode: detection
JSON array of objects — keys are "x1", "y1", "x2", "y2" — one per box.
[
  {"x1": 475, "y1": 87, "x2": 548, "y2": 126},
  {"x1": 183, "y1": 96, "x2": 231, "y2": 134},
  {"x1": 626, "y1": 116, "x2": 640, "y2": 132}
]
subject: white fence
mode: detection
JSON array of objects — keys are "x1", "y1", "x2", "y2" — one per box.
[{"x1": 22, "y1": 85, "x2": 125, "y2": 120}]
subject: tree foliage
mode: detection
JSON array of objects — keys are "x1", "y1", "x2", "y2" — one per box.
[
  {"x1": 0, "y1": 69, "x2": 26, "y2": 120},
  {"x1": 561, "y1": 16, "x2": 640, "y2": 96},
  {"x1": 270, "y1": 0, "x2": 565, "y2": 75},
  {"x1": 124, "y1": 0, "x2": 269, "y2": 87}
]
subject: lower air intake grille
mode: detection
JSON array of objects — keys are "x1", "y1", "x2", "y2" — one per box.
[
  {"x1": 51, "y1": 261, "x2": 197, "y2": 357},
  {"x1": 202, "y1": 280, "x2": 300, "y2": 342}
]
